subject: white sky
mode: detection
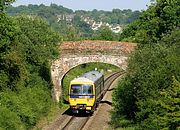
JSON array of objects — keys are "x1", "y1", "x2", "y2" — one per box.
[{"x1": 13, "y1": 0, "x2": 151, "y2": 11}]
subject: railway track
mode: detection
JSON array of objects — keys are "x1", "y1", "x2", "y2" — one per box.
[
  {"x1": 61, "y1": 115, "x2": 90, "y2": 130},
  {"x1": 59, "y1": 71, "x2": 125, "y2": 130},
  {"x1": 104, "y1": 71, "x2": 125, "y2": 91}
]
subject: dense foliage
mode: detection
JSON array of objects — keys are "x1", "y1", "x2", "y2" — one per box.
[
  {"x1": 91, "y1": 26, "x2": 115, "y2": 41},
  {"x1": 0, "y1": 0, "x2": 15, "y2": 12},
  {"x1": 0, "y1": 6, "x2": 61, "y2": 129},
  {"x1": 111, "y1": 0, "x2": 180, "y2": 129}
]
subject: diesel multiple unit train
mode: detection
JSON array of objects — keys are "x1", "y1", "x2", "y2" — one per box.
[{"x1": 68, "y1": 70, "x2": 104, "y2": 113}]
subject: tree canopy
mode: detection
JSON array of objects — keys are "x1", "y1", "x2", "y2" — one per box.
[
  {"x1": 111, "y1": 0, "x2": 180, "y2": 129},
  {"x1": 119, "y1": 0, "x2": 180, "y2": 44},
  {"x1": 0, "y1": 3, "x2": 61, "y2": 129}
]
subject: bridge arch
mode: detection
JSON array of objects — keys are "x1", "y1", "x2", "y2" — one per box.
[{"x1": 51, "y1": 41, "x2": 136, "y2": 102}]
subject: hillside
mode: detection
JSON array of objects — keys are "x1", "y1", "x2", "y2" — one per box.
[{"x1": 6, "y1": 4, "x2": 141, "y2": 39}]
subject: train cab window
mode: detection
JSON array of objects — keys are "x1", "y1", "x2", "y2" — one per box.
[
  {"x1": 71, "y1": 84, "x2": 93, "y2": 95},
  {"x1": 71, "y1": 85, "x2": 82, "y2": 95},
  {"x1": 82, "y1": 84, "x2": 93, "y2": 95}
]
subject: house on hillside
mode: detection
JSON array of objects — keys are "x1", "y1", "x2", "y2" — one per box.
[
  {"x1": 57, "y1": 14, "x2": 75, "y2": 23},
  {"x1": 111, "y1": 25, "x2": 122, "y2": 33},
  {"x1": 92, "y1": 21, "x2": 103, "y2": 30}
]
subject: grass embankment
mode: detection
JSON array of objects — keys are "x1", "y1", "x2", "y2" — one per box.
[{"x1": 31, "y1": 104, "x2": 68, "y2": 130}]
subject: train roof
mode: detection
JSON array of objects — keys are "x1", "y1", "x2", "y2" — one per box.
[
  {"x1": 71, "y1": 70, "x2": 103, "y2": 83},
  {"x1": 71, "y1": 77, "x2": 93, "y2": 83},
  {"x1": 82, "y1": 70, "x2": 103, "y2": 82}
]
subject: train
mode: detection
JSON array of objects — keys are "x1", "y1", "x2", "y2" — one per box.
[{"x1": 68, "y1": 70, "x2": 105, "y2": 113}]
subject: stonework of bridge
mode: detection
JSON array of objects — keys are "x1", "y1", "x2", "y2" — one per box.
[{"x1": 51, "y1": 40, "x2": 136, "y2": 102}]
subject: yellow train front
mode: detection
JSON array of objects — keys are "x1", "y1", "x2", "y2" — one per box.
[{"x1": 68, "y1": 70, "x2": 104, "y2": 113}]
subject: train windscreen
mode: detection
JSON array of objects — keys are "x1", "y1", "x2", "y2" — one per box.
[{"x1": 71, "y1": 84, "x2": 93, "y2": 95}]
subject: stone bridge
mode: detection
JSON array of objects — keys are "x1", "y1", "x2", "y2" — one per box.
[{"x1": 51, "y1": 40, "x2": 136, "y2": 102}]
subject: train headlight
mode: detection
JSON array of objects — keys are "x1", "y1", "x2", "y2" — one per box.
[
  {"x1": 87, "y1": 99, "x2": 92, "y2": 102},
  {"x1": 71, "y1": 98, "x2": 76, "y2": 101}
]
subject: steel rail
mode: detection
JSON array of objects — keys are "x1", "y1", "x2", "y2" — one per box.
[{"x1": 61, "y1": 116, "x2": 75, "y2": 130}]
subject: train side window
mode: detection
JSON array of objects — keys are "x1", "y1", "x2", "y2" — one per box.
[{"x1": 101, "y1": 81, "x2": 104, "y2": 88}]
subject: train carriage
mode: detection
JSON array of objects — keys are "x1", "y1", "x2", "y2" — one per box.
[{"x1": 68, "y1": 70, "x2": 104, "y2": 113}]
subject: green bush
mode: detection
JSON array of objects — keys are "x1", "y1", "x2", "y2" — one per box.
[
  {"x1": 0, "y1": 80, "x2": 52, "y2": 129},
  {"x1": 0, "y1": 106, "x2": 24, "y2": 130},
  {"x1": 119, "y1": 0, "x2": 180, "y2": 44},
  {"x1": 112, "y1": 32, "x2": 180, "y2": 129},
  {"x1": 112, "y1": 0, "x2": 180, "y2": 129},
  {"x1": 0, "y1": 13, "x2": 61, "y2": 129}
]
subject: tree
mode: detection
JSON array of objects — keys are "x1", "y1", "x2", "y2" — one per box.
[
  {"x1": 0, "y1": 13, "x2": 27, "y2": 91},
  {"x1": 93, "y1": 26, "x2": 114, "y2": 40},
  {"x1": 138, "y1": 77, "x2": 180, "y2": 130},
  {"x1": 0, "y1": 13, "x2": 61, "y2": 129},
  {"x1": 119, "y1": 0, "x2": 180, "y2": 44},
  {"x1": 0, "y1": 0, "x2": 15, "y2": 12},
  {"x1": 112, "y1": 40, "x2": 180, "y2": 129},
  {"x1": 111, "y1": 1, "x2": 180, "y2": 127}
]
